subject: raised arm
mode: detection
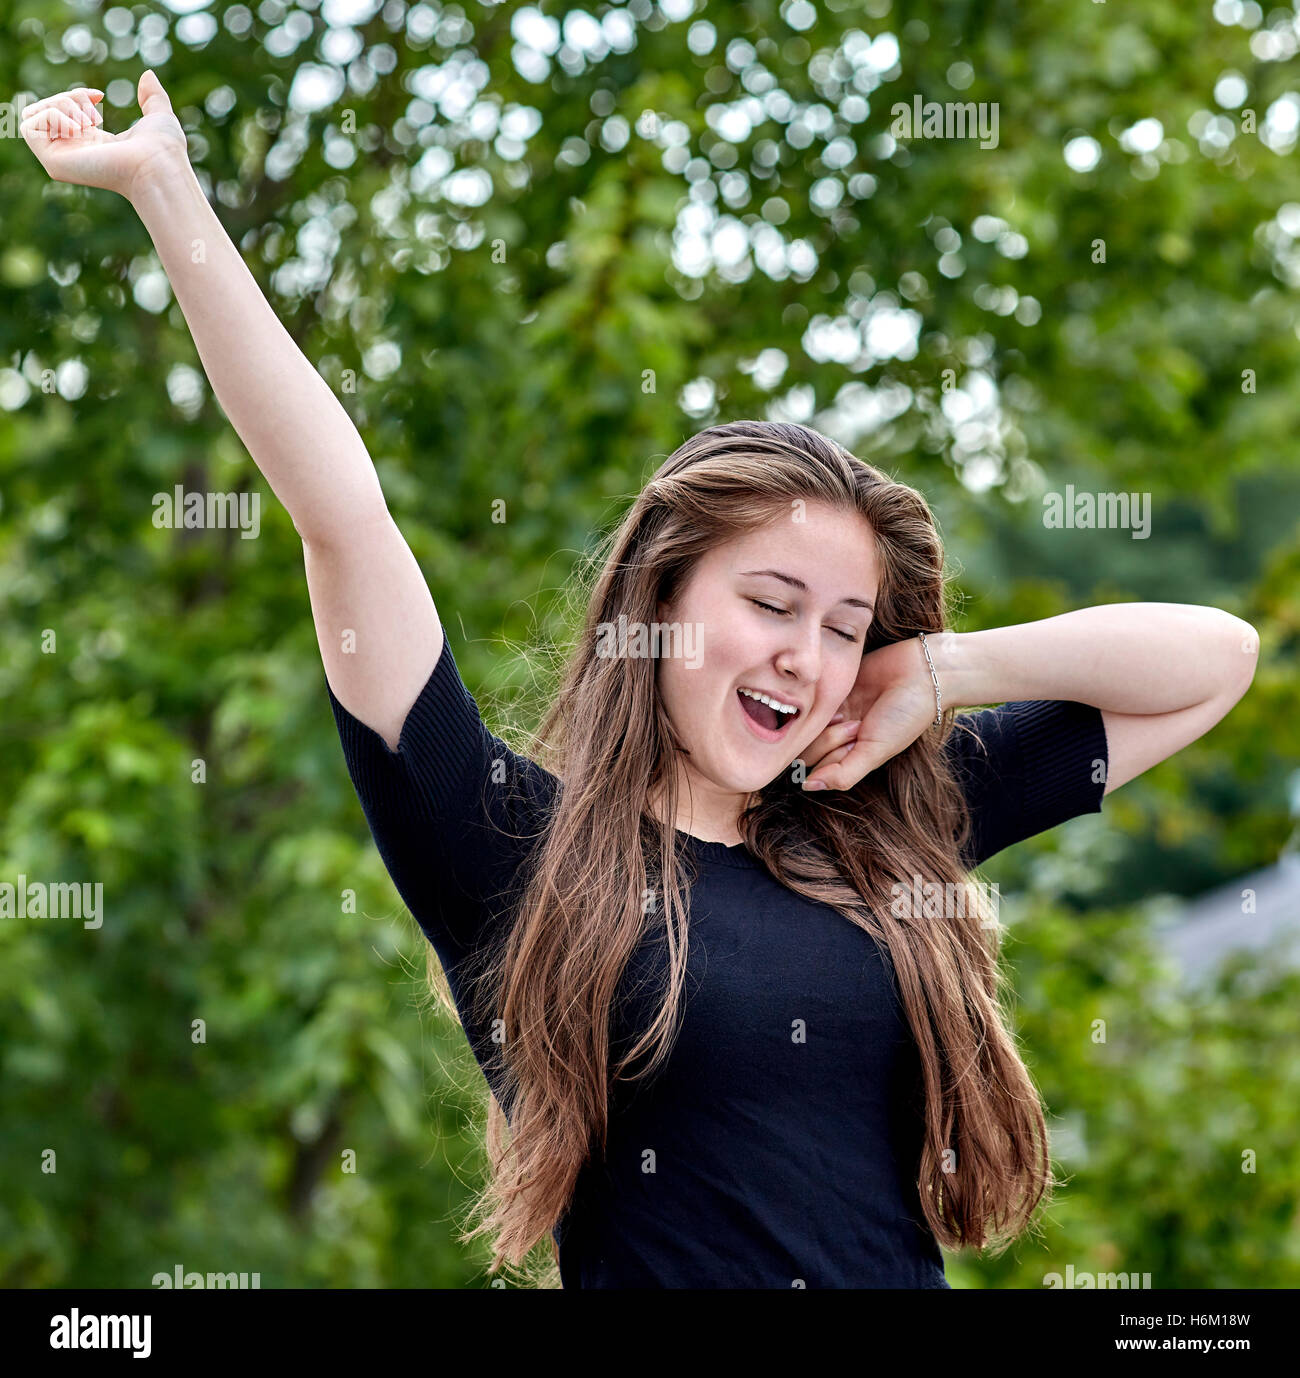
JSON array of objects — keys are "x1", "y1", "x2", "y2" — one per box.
[{"x1": 21, "y1": 72, "x2": 443, "y2": 749}]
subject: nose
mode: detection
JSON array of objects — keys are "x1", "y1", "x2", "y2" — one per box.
[{"x1": 774, "y1": 625, "x2": 822, "y2": 692}]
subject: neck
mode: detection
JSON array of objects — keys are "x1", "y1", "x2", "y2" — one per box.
[{"x1": 646, "y1": 782, "x2": 755, "y2": 847}]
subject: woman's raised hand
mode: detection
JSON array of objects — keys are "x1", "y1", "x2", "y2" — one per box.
[{"x1": 20, "y1": 70, "x2": 188, "y2": 201}]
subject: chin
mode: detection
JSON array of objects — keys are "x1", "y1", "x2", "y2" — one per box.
[{"x1": 731, "y1": 767, "x2": 783, "y2": 793}]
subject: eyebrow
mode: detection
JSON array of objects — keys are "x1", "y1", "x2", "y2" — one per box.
[{"x1": 738, "y1": 569, "x2": 875, "y2": 612}]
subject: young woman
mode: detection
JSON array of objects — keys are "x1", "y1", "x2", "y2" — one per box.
[{"x1": 23, "y1": 74, "x2": 1260, "y2": 1290}]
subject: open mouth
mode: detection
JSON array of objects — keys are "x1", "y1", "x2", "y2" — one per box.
[{"x1": 736, "y1": 688, "x2": 799, "y2": 742}]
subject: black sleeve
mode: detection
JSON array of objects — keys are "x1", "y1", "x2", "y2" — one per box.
[
  {"x1": 324, "y1": 636, "x2": 559, "y2": 972},
  {"x1": 943, "y1": 700, "x2": 1109, "y2": 870}
]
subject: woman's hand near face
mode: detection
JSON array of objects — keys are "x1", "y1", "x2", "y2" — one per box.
[{"x1": 799, "y1": 635, "x2": 939, "y2": 792}]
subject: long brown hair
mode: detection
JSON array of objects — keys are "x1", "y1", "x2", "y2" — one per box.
[{"x1": 426, "y1": 420, "x2": 1053, "y2": 1287}]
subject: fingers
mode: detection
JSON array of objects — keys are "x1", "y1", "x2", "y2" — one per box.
[
  {"x1": 801, "y1": 716, "x2": 899, "y2": 791},
  {"x1": 805, "y1": 718, "x2": 860, "y2": 761},
  {"x1": 137, "y1": 69, "x2": 173, "y2": 116},
  {"x1": 25, "y1": 89, "x2": 103, "y2": 123},
  {"x1": 818, "y1": 743, "x2": 856, "y2": 769},
  {"x1": 40, "y1": 94, "x2": 91, "y2": 131},
  {"x1": 801, "y1": 740, "x2": 862, "y2": 792},
  {"x1": 23, "y1": 106, "x2": 83, "y2": 142},
  {"x1": 799, "y1": 720, "x2": 861, "y2": 791},
  {"x1": 21, "y1": 89, "x2": 104, "y2": 140}
]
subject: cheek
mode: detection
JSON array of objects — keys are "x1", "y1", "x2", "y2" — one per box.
[
  {"x1": 657, "y1": 661, "x2": 698, "y2": 724},
  {"x1": 666, "y1": 616, "x2": 761, "y2": 712},
  {"x1": 703, "y1": 619, "x2": 755, "y2": 671}
]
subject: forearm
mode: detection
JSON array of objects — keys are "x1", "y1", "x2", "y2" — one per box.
[
  {"x1": 928, "y1": 603, "x2": 1259, "y2": 712},
  {"x1": 130, "y1": 161, "x2": 387, "y2": 543}
]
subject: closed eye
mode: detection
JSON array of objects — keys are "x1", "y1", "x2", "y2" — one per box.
[{"x1": 750, "y1": 599, "x2": 858, "y2": 643}]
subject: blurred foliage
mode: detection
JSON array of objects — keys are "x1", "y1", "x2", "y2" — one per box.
[{"x1": 0, "y1": 0, "x2": 1296, "y2": 1288}]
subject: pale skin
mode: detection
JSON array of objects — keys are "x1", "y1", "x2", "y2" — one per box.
[
  {"x1": 22, "y1": 77, "x2": 1261, "y2": 838},
  {"x1": 652, "y1": 505, "x2": 1259, "y2": 844},
  {"x1": 22, "y1": 73, "x2": 443, "y2": 753},
  {"x1": 810, "y1": 602, "x2": 1260, "y2": 795}
]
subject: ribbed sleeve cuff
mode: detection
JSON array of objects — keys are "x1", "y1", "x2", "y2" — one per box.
[
  {"x1": 1011, "y1": 699, "x2": 1109, "y2": 825},
  {"x1": 324, "y1": 638, "x2": 484, "y2": 813}
]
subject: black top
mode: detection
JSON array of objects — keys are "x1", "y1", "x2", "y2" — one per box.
[{"x1": 325, "y1": 635, "x2": 1109, "y2": 1288}]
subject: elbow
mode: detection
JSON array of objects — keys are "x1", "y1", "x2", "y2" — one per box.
[{"x1": 1220, "y1": 614, "x2": 1259, "y2": 699}]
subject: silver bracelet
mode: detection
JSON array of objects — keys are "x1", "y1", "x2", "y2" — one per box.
[{"x1": 917, "y1": 631, "x2": 942, "y2": 727}]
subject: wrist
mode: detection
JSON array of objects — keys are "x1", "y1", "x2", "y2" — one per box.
[
  {"x1": 920, "y1": 629, "x2": 967, "y2": 712},
  {"x1": 127, "y1": 146, "x2": 197, "y2": 210}
]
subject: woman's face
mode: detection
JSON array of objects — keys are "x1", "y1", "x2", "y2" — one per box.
[{"x1": 653, "y1": 501, "x2": 881, "y2": 841}]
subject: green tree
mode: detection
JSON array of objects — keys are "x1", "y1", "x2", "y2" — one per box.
[{"x1": 0, "y1": 0, "x2": 1294, "y2": 1287}]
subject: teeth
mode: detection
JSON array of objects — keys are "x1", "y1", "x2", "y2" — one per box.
[{"x1": 738, "y1": 686, "x2": 799, "y2": 716}]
